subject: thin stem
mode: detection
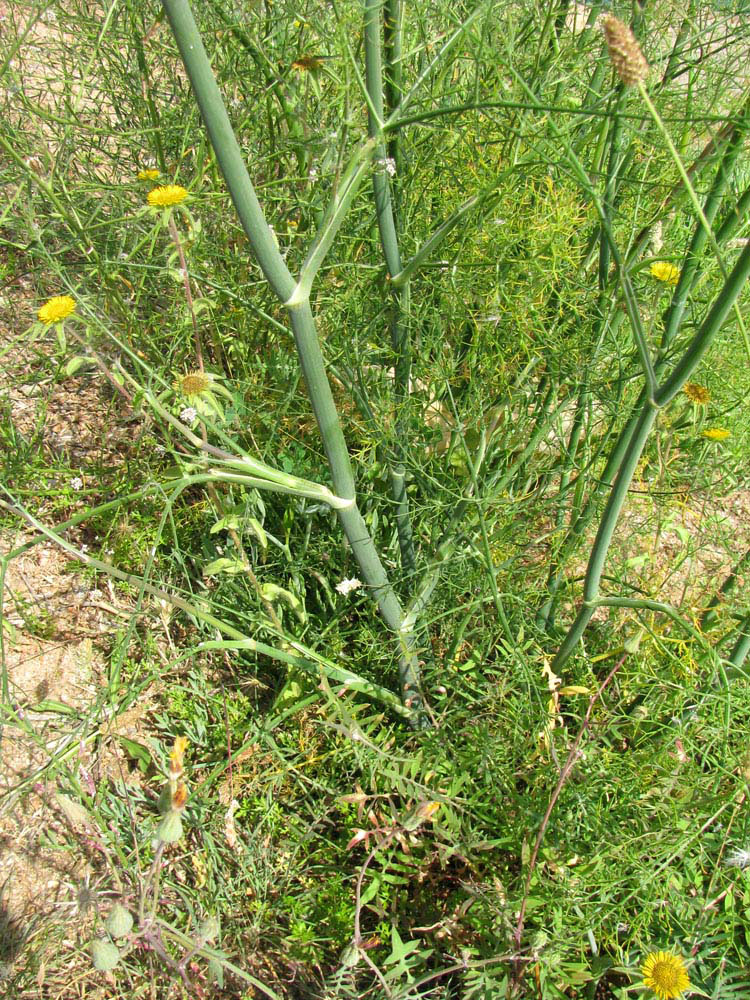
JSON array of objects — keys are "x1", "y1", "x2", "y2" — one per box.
[
  {"x1": 167, "y1": 214, "x2": 203, "y2": 371},
  {"x1": 512, "y1": 653, "x2": 626, "y2": 989}
]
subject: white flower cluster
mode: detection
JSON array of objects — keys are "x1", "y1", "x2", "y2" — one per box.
[
  {"x1": 336, "y1": 577, "x2": 363, "y2": 596},
  {"x1": 377, "y1": 157, "x2": 397, "y2": 177}
]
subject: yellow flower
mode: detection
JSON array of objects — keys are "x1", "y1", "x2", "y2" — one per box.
[
  {"x1": 702, "y1": 427, "x2": 730, "y2": 441},
  {"x1": 147, "y1": 184, "x2": 189, "y2": 207},
  {"x1": 170, "y1": 736, "x2": 188, "y2": 776},
  {"x1": 650, "y1": 261, "x2": 680, "y2": 286},
  {"x1": 683, "y1": 382, "x2": 710, "y2": 405},
  {"x1": 37, "y1": 294, "x2": 76, "y2": 324},
  {"x1": 137, "y1": 168, "x2": 160, "y2": 181},
  {"x1": 173, "y1": 369, "x2": 233, "y2": 421},
  {"x1": 174, "y1": 371, "x2": 214, "y2": 399},
  {"x1": 642, "y1": 951, "x2": 690, "y2": 999}
]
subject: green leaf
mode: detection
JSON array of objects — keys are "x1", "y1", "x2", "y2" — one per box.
[
  {"x1": 118, "y1": 736, "x2": 153, "y2": 772},
  {"x1": 210, "y1": 514, "x2": 242, "y2": 534},
  {"x1": 55, "y1": 793, "x2": 94, "y2": 830},
  {"x1": 246, "y1": 516, "x2": 267, "y2": 551},
  {"x1": 64, "y1": 355, "x2": 89, "y2": 376},
  {"x1": 260, "y1": 583, "x2": 306, "y2": 622},
  {"x1": 203, "y1": 556, "x2": 246, "y2": 576},
  {"x1": 207, "y1": 957, "x2": 224, "y2": 988}
]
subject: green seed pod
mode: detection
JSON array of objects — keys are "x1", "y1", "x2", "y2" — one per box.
[
  {"x1": 198, "y1": 915, "x2": 220, "y2": 942},
  {"x1": 105, "y1": 903, "x2": 134, "y2": 938},
  {"x1": 156, "y1": 808, "x2": 183, "y2": 843},
  {"x1": 91, "y1": 938, "x2": 120, "y2": 972}
]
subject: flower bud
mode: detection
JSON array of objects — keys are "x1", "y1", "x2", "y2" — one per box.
[
  {"x1": 602, "y1": 15, "x2": 649, "y2": 86},
  {"x1": 156, "y1": 808, "x2": 183, "y2": 843},
  {"x1": 105, "y1": 903, "x2": 134, "y2": 938},
  {"x1": 199, "y1": 915, "x2": 221, "y2": 942},
  {"x1": 91, "y1": 938, "x2": 120, "y2": 971}
]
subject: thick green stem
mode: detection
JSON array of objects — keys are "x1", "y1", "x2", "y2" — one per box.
[
  {"x1": 540, "y1": 95, "x2": 750, "y2": 630},
  {"x1": 598, "y1": 94, "x2": 626, "y2": 291},
  {"x1": 364, "y1": 0, "x2": 419, "y2": 582},
  {"x1": 160, "y1": 0, "x2": 427, "y2": 723},
  {"x1": 728, "y1": 616, "x2": 750, "y2": 672},
  {"x1": 553, "y1": 241, "x2": 750, "y2": 671},
  {"x1": 660, "y1": 99, "x2": 749, "y2": 354},
  {"x1": 551, "y1": 404, "x2": 658, "y2": 671},
  {"x1": 657, "y1": 241, "x2": 750, "y2": 407},
  {"x1": 161, "y1": 1, "x2": 295, "y2": 302}
]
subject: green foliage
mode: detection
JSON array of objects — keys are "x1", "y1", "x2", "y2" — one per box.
[{"x1": 2, "y1": 1, "x2": 750, "y2": 998}]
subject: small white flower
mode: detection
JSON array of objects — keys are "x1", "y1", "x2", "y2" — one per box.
[
  {"x1": 80, "y1": 544, "x2": 88, "y2": 553},
  {"x1": 180, "y1": 406, "x2": 198, "y2": 424},
  {"x1": 308, "y1": 165, "x2": 319, "y2": 182},
  {"x1": 336, "y1": 577, "x2": 363, "y2": 596},
  {"x1": 70, "y1": 476, "x2": 83, "y2": 491},
  {"x1": 377, "y1": 157, "x2": 396, "y2": 177},
  {"x1": 725, "y1": 847, "x2": 750, "y2": 869}
]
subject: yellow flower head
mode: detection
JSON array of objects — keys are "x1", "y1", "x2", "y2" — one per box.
[
  {"x1": 174, "y1": 371, "x2": 213, "y2": 399},
  {"x1": 642, "y1": 951, "x2": 690, "y2": 999},
  {"x1": 683, "y1": 382, "x2": 710, "y2": 405},
  {"x1": 138, "y1": 168, "x2": 160, "y2": 181},
  {"x1": 147, "y1": 184, "x2": 189, "y2": 207},
  {"x1": 38, "y1": 295, "x2": 76, "y2": 324},
  {"x1": 702, "y1": 427, "x2": 730, "y2": 441},
  {"x1": 650, "y1": 261, "x2": 680, "y2": 286}
]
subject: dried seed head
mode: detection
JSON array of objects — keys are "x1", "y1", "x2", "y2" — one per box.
[{"x1": 602, "y1": 15, "x2": 649, "y2": 86}]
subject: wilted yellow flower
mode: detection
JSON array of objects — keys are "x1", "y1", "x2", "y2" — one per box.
[
  {"x1": 38, "y1": 295, "x2": 76, "y2": 324},
  {"x1": 170, "y1": 736, "x2": 189, "y2": 776},
  {"x1": 137, "y1": 168, "x2": 160, "y2": 181},
  {"x1": 641, "y1": 951, "x2": 690, "y2": 999},
  {"x1": 683, "y1": 382, "x2": 710, "y2": 404},
  {"x1": 147, "y1": 184, "x2": 188, "y2": 207},
  {"x1": 172, "y1": 782, "x2": 189, "y2": 811},
  {"x1": 602, "y1": 14, "x2": 649, "y2": 86},
  {"x1": 650, "y1": 261, "x2": 680, "y2": 286},
  {"x1": 702, "y1": 427, "x2": 730, "y2": 441},
  {"x1": 174, "y1": 371, "x2": 213, "y2": 399}
]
